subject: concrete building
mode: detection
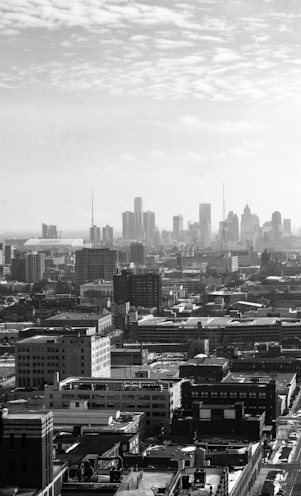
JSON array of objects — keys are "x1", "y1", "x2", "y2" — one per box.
[
  {"x1": 44, "y1": 311, "x2": 113, "y2": 334},
  {"x1": 75, "y1": 248, "x2": 118, "y2": 284},
  {"x1": 15, "y1": 327, "x2": 111, "y2": 387},
  {"x1": 44, "y1": 310, "x2": 113, "y2": 336},
  {"x1": 79, "y1": 279, "x2": 114, "y2": 301},
  {"x1": 44, "y1": 374, "x2": 183, "y2": 433}
]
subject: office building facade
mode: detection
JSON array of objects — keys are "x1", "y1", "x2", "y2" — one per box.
[
  {"x1": 44, "y1": 375, "x2": 183, "y2": 433},
  {"x1": 114, "y1": 270, "x2": 162, "y2": 311},
  {"x1": 15, "y1": 327, "x2": 111, "y2": 387},
  {"x1": 25, "y1": 252, "x2": 45, "y2": 283},
  {"x1": 75, "y1": 248, "x2": 118, "y2": 284}
]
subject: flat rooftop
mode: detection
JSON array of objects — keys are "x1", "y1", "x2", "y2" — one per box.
[
  {"x1": 58, "y1": 376, "x2": 182, "y2": 391},
  {"x1": 45, "y1": 312, "x2": 105, "y2": 320}
]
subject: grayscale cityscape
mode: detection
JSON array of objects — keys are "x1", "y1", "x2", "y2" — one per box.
[{"x1": 2, "y1": 1, "x2": 301, "y2": 496}]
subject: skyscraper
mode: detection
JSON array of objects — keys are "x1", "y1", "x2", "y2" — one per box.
[
  {"x1": 102, "y1": 224, "x2": 114, "y2": 245},
  {"x1": 134, "y1": 196, "x2": 143, "y2": 240},
  {"x1": 227, "y1": 211, "x2": 239, "y2": 243},
  {"x1": 240, "y1": 204, "x2": 260, "y2": 248},
  {"x1": 122, "y1": 210, "x2": 136, "y2": 240},
  {"x1": 143, "y1": 210, "x2": 156, "y2": 243},
  {"x1": 199, "y1": 203, "x2": 211, "y2": 248},
  {"x1": 271, "y1": 210, "x2": 282, "y2": 247},
  {"x1": 172, "y1": 215, "x2": 183, "y2": 241}
]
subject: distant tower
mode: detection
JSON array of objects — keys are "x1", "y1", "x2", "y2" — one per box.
[
  {"x1": 134, "y1": 197, "x2": 143, "y2": 240},
  {"x1": 172, "y1": 215, "x2": 183, "y2": 241},
  {"x1": 143, "y1": 211, "x2": 156, "y2": 243},
  {"x1": 271, "y1": 211, "x2": 282, "y2": 247},
  {"x1": 199, "y1": 203, "x2": 211, "y2": 248}
]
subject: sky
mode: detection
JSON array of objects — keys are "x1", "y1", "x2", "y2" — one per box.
[{"x1": 1, "y1": 0, "x2": 301, "y2": 234}]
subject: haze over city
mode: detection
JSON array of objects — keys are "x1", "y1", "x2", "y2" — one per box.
[{"x1": 1, "y1": 0, "x2": 301, "y2": 232}]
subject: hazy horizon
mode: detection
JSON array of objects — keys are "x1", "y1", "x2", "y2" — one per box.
[{"x1": 1, "y1": 1, "x2": 301, "y2": 232}]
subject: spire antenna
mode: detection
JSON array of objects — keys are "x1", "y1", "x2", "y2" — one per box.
[{"x1": 91, "y1": 190, "x2": 94, "y2": 226}]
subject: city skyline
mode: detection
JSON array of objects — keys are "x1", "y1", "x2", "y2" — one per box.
[{"x1": 1, "y1": 1, "x2": 301, "y2": 231}]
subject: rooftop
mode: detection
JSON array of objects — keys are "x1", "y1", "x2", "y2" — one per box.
[
  {"x1": 24, "y1": 238, "x2": 84, "y2": 247},
  {"x1": 45, "y1": 312, "x2": 106, "y2": 321}
]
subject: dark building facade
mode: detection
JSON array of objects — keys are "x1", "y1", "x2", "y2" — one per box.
[
  {"x1": 171, "y1": 402, "x2": 265, "y2": 443},
  {"x1": 130, "y1": 242, "x2": 145, "y2": 265},
  {"x1": 181, "y1": 378, "x2": 278, "y2": 427},
  {"x1": 114, "y1": 270, "x2": 162, "y2": 311},
  {"x1": 0, "y1": 411, "x2": 54, "y2": 489},
  {"x1": 75, "y1": 248, "x2": 118, "y2": 285}
]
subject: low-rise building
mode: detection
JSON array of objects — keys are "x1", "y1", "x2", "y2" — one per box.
[
  {"x1": 44, "y1": 373, "x2": 183, "y2": 433},
  {"x1": 179, "y1": 357, "x2": 229, "y2": 382},
  {"x1": 171, "y1": 402, "x2": 265, "y2": 442},
  {"x1": 44, "y1": 311, "x2": 113, "y2": 335}
]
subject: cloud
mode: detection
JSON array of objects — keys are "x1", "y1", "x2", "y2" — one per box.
[
  {"x1": 179, "y1": 116, "x2": 258, "y2": 132},
  {"x1": 1, "y1": 0, "x2": 301, "y2": 102}
]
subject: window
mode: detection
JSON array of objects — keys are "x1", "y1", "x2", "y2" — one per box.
[
  {"x1": 10, "y1": 433, "x2": 14, "y2": 449},
  {"x1": 22, "y1": 433, "x2": 27, "y2": 449}
]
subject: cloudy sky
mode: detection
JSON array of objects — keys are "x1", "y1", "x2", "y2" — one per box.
[{"x1": 1, "y1": 0, "x2": 301, "y2": 234}]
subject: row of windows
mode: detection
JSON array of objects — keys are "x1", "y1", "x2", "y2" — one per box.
[{"x1": 191, "y1": 391, "x2": 266, "y2": 399}]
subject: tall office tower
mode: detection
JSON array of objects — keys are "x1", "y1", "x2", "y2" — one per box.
[
  {"x1": 199, "y1": 203, "x2": 211, "y2": 248},
  {"x1": 0, "y1": 411, "x2": 54, "y2": 489},
  {"x1": 4, "y1": 244, "x2": 13, "y2": 265},
  {"x1": 42, "y1": 223, "x2": 58, "y2": 239},
  {"x1": 172, "y1": 215, "x2": 183, "y2": 241},
  {"x1": 25, "y1": 253, "x2": 45, "y2": 283},
  {"x1": 102, "y1": 224, "x2": 114, "y2": 245},
  {"x1": 143, "y1": 210, "x2": 156, "y2": 243},
  {"x1": 122, "y1": 210, "x2": 135, "y2": 240},
  {"x1": 12, "y1": 252, "x2": 26, "y2": 281},
  {"x1": 241, "y1": 204, "x2": 260, "y2": 248},
  {"x1": 226, "y1": 211, "x2": 239, "y2": 243},
  {"x1": 89, "y1": 224, "x2": 101, "y2": 247},
  {"x1": 283, "y1": 218, "x2": 292, "y2": 237},
  {"x1": 134, "y1": 196, "x2": 143, "y2": 240},
  {"x1": 130, "y1": 242, "x2": 145, "y2": 265},
  {"x1": 271, "y1": 210, "x2": 282, "y2": 247},
  {"x1": 113, "y1": 270, "x2": 162, "y2": 311},
  {"x1": 75, "y1": 248, "x2": 118, "y2": 284}
]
